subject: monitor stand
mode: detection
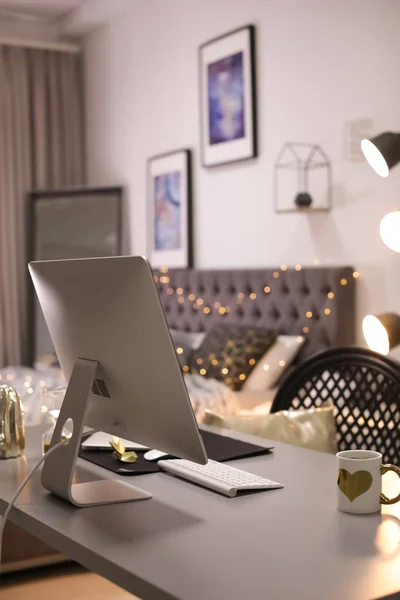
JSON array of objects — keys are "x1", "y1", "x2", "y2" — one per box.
[{"x1": 41, "y1": 358, "x2": 152, "y2": 508}]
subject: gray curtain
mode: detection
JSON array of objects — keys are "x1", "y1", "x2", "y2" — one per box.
[{"x1": 0, "y1": 46, "x2": 84, "y2": 366}]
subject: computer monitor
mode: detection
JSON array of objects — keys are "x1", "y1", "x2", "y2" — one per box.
[{"x1": 29, "y1": 256, "x2": 207, "y2": 508}]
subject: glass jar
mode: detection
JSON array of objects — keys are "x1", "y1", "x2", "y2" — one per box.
[{"x1": 41, "y1": 387, "x2": 71, "y2": 454}]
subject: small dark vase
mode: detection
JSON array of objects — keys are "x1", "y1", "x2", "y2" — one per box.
[{"x1": 294, "y1": 192, "x2": 313, "y2": 208}]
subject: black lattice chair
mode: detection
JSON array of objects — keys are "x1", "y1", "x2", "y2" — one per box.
[{"x1": 271, "y1": 347, "x2": 400, "y2": 465}]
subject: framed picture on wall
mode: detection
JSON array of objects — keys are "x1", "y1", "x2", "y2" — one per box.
[
  {"x1": 147, "y1": 149, "x2": 193, "y2": 268},
  {"x1": 199, "y1": 24, "x2": 257, "y2": 167}
]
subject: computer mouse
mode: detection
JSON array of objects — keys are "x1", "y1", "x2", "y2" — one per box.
[{"x1": 144, "y1": 449, "x2": 170, "y2": 461}]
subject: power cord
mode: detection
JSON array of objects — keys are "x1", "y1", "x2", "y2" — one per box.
[{"x1": 0, "y1": 438, "x2": 67, "y2": 575}]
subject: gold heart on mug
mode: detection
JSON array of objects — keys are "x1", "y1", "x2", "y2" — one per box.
[{"x1": 337, "y1": 469, "x2": 373, "y2": 502}]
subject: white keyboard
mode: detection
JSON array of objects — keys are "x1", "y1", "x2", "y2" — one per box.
[{"x1": 159, "y1": 458, "x2": 284, "y2": 497}]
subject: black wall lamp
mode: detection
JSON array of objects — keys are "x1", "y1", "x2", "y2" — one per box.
[
  {"x1": 361, "y1": 131, "x2": 400, "y2": 253},
  {"x1": 362, "y1": 313, "x2": 400, "y2": 355},
  {"x1": 361, "y1": 131, "x2": 400, "y2": 353},
  {"x1": 361, "y1": 132, "x2": 400, "y2": 178}
]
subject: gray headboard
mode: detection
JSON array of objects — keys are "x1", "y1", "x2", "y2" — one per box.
[{"x1": 155, "y1": 266, "x2": 356, "y2": 360}]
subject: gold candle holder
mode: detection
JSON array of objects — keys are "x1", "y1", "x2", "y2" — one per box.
[{"x1": 0, "y1": 385, "x2": 25, "y2": 458}]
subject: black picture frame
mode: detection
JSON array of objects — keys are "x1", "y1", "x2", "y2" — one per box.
[
  {"x1": 147, "y1": 148, "x2": 193, "y2": 268},
  {"x1": 27, "y1": 185, "x2": 123, "y2": 367},
  {"x1": 199, "y1": 24, "x2": 258, "y2": 168}
]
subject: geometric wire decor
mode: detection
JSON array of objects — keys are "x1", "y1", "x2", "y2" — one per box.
[
  {"x1": 274, "y1": 142, "x2": 331, "y2": 213},
  {"x1": 271, "y1": 347, "x2": 400, "y2": 465}
]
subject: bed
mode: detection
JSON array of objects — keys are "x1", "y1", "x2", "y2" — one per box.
[
  {"x1": 156, "y1": 265, "x2": 357, "y2": 417},
  {"x1": 156, "y1": 265, "x2": 356, "y2": 353}
]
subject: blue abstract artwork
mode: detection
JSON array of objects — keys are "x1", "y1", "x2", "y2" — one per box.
[
  {"x1": 154, "y1": 171, "x2": 181, "y2": 250},
  {"x1": 208, "y1": 51, "x2": 245, "y2": 145}
]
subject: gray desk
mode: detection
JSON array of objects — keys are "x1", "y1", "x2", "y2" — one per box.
[{"x1": 1, "y1": 425, "x2": 400, "y2": 600}]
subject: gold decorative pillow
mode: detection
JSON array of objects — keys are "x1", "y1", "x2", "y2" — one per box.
[
  {"x1": 190, "y1": 324, "x2": 277, "y2": 391},
  {"x1": 203, "y1": 401, "x2": 337, "y2": 454}
]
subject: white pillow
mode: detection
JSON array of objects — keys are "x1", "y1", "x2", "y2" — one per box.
[{"x1": 243, "y1": 335, "x2": 305, "y2": 392}]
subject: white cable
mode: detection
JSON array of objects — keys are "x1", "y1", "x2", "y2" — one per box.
[{"x1": 0, "y1": 439, "x2": 66, "y2": 575}]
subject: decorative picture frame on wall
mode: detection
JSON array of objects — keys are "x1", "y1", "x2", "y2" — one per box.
[
  {"x1": 199, "y1": 24, "x2": 257, "y2": 167},
  {"x1": 147, "y1": 149, "x2": 193, "y2": 268}
]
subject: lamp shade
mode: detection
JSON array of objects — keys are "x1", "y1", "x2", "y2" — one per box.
[
  {"x1": 362, "y1": 313, "x2": 400, "y2": 355},
  {"x1": 380, "y1": 210, "x2": 400, "y2": 253},
  {"x1": 361, "y1": 132, "x2": 400, "y2": 177}
]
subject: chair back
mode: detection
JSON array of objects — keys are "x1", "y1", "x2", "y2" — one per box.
[{"x1": 271, "y1": 347, "x2": 400, "y2": 464}]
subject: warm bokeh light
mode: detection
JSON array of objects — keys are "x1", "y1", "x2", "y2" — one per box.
[
  {"x1": 380, "y1": 211, "x2": 400, "y2": 253},
  {"x1": 375, "y1": 515, "x2": 400, "y2": 558},
  {"x1": 362, "y1": 315, "x2": 390, "y2": 355},
  {"x1": 361, "y1": 139, "x2": 389, "y2": 177}
]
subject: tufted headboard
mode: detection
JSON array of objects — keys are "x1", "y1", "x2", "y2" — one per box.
[{"x1": 155, "y1": 266, "x2": 356, "y2": 360}]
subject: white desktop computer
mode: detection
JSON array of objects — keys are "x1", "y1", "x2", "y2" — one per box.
[{"x1": 29, "y1": 255, "x2": 207, "y2": 508}]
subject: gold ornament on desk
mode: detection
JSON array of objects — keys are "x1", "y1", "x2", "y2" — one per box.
[
  {"x1": 0, "y1": 384, "x2": 25, "y2": 458},
  {"x1": 110, "y1": 438, "x2": 138, "y2": 463}
]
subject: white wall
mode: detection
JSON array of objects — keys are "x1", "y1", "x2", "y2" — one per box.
[{"x1": 84, "y1": 0, "x2": 400, "y2": 344}]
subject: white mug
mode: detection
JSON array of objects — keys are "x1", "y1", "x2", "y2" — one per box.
[{"x1": 337, "y1": 450, "x2": 400, "y2": 514}]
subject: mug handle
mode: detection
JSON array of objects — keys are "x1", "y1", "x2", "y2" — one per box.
[{"x1": 380, "y1": 464, "x2": 400, "y2": 505}]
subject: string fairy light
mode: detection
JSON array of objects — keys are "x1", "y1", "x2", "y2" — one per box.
[{"x1": 154, "y1": 264, "x2": 360, "y2": 353}]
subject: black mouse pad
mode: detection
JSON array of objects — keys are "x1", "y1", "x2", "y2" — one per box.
[{"x1": 78, "y1": 430, "x2": 273, "y2": 476}]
